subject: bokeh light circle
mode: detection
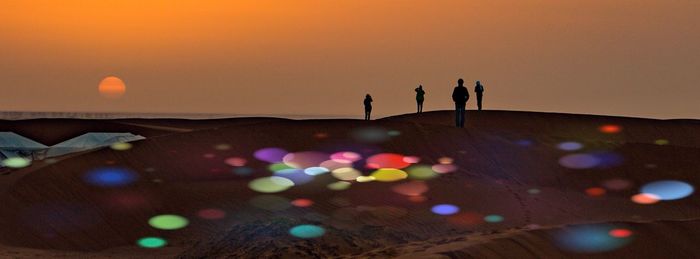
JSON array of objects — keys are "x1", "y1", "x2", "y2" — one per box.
[
  {"x1": 1, "y1": 157, "x2": 31, "y2": 168},
  {"x1": 631, "y1": 193, "x2": 660, "y2": 204},
  {"x1": 291, "y1": 198, "x2": 314, "y2": 207},
  {"x1": 225, "y1": 157, "x2": 247, "y2": 167},
  {"x1": 371, "y1": 169, "x2": 408, "y2": 182},
  {"x1": 110, "y1": 142, "x2": 132, "y2": 151},
  {"x1": 557, "y1": 141, "x2": 583, "y2": 151},
  {"x1": 327, "y1": 181, "x2": 351, "y2": 191},
  {"x1": 406, "y1": 165, "x2": 438, "y2": 180},
  {"x1": 137, "y1": 237, "x2": 167, "y2": 248},
  {"x1": 366, "y1": 153, "x2": 410, "y2": 169},
  {"x1": 559, "y1": 154, "x2": 601, "y2": 169},
  {"x1": 609, "y1": 228, "x2": 632, "y2": 238},
  {"x1": 254, "y1": 147, "x2": 288, "y2": 163},
  {"x1": 640, "y1": 180, "x2": 694, "y2": 200},
  {"x1": 599, "y1": 124, "x2": 622, "y2": 134},
  {"x1": 431, "y1": 204, "x2": 460, "y2": 215},
  {"x1": 148, "y1": 214, "x2": 189, "y2": 230},
  {"x1": 84, "y1": 167, "x2": 138, "y2": 187},
  {"x1": 484, "y1": 214, "x2": 504, "y2": 223},
  {"x1": 330, "y1": 152, "x2": 362, "y2": 163},
  {"x1": 585, "y1": 187, "x2": 606, "y2": 197},
  {"x1": 289, "y1": 224, "x2": 326, "y2": 238},
  {"x1": 332, "y1": 167, "x2": 362, "y2": 181},
  {"x1": 248, "y1": 176, "x2": 295, "y2": 193},
  {"x1": 432, "y1": 164, "x2": 457, "y2": 174}
]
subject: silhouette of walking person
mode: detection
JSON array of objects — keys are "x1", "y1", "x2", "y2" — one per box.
[
  {"x1": 364, "y1": 94, "x2": 373, "y2": 120},
  {"x1": 451, "y1": 78, "x2": 469, "y2": 127},
  {"x1": 474, "y1": 81, "x2": 484, "y2": 111},
  {"x1": 415, "y1": 85, "x2": 425, "y2": 113}
]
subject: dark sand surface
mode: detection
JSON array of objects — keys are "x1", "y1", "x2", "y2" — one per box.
[{"x1": 1, "y1": 110, "x2": 699, "y2": 258}]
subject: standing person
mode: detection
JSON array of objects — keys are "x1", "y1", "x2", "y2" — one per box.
[
  {"x1": 415, "y1": 85, "x2": 425, "y2": 113},
  {"x1": 451, "y1": 78, "x2": 469, "y2": 127},
  {"x1": 474, "y1": 81, "x2": 485, "y2": 111},
  {"x1": 363, "y1": 94, "x2": 373, "y2": 120}
]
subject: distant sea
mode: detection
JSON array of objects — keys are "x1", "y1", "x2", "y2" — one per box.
[{"x1": 0, "y1": 111, "x2": 355, "y2": 120}]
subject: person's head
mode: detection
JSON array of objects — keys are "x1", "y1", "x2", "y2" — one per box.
[
  {"x1": 476, "y1": 81, "x2": 481, "y2": 86},
  {"x1": 365, "y1": 94, "x2": 371, "y2": 98},
  {"x1": 457, "y1": 78, "x2": 464, "y2": 86},
  {"x1": 419, "y1": 85, "x2": 422, "y2": 89}
]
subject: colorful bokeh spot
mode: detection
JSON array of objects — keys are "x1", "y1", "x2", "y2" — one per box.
[
  {"x1": 110, "y1": 142, "x2": 132, "y2": 151},
  {"x1": 585, "y1": 187, "x2": 606, "y2": 197},
  {"x1": 254, "y1": 147, "x2": 288, "y2": 163},
  {"x1": 330, "y1": 151, "x2": 362, "y2": 163},
  {"x1": 291, "y1": 198, "x2": 314, "y2": 207},
  {"x1": 332, "y1": 167, "x2": 362, "y2": 181},
  {"x1": 557, "y1": 141, "x2": 583, "y2": 151},
  {"x1": 84, "y1": 167, "x2": 138, "y2": 187},
  {"x1": 225, "y1": 157, "x2": 247, "y2": 167},
  {"x1": 248, "y1": 176, "x2": 295, "y2": 193},
  {"x1": 387, "y1": 130, "x2": 401, "y2": 136},
  {"x1": 137, "y1": 237, "x2": 167, "y2": 248},
  {"x1": 327, "y1": 181, "x2": 351, "y2": 191},
  {"x1": 432, "y1": 164, "x2": 457, "y2": 174},
  {"x1": 431, "y1": 204, "x2": 460, "y2": 215},
  {"x1": 640, "y1": 180, "x2": 694, "y2": 200},
  {"x1": 484, "y1": 214, "x2": 504, "y2": 223},
  {"x1": 599, "y1": 124, "x2": 622, "y2": 134},
  {"x1": 148, "y1": 214, "x2": 189, "y2": 230},
  {"x1": 654, "y1": 139, "x2": 670, "y2": 145},
  {"x1": 528, "y1": 188, "x2": 541, "y2": 194},
  {"x1": 437, "y1": 157, "x2": 454, "y2": 164},
  {"x1": 559, "y1": 154, "x2": 601, "y2": 169},
  {"x1": 406, "y1": 165, "x2": 438, "y2": 180},
  {"x1": 631, "y1": 193, "x2": 660, "y2": 204},
  {"x1": 366, "y1": 153, "x2": 410, "y2": 169},
  {"x1": 371, "y1": 168, "x2": 408, "y2": 182},
  {"x1": 289, "y1": 224, "x2": 326, "y2": 239},
  {"x1": 609, "y1": 228, "x2": 632, "y2": 238},
  {"x1": 1, "y1": 157, "x2": 31, "y2": 168}
]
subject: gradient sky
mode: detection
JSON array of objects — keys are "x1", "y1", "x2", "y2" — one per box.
[{"x1": 1, "y1": 0, "x2": 698, "y2": 118}]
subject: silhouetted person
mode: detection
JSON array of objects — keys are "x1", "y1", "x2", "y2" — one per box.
[
  {"x1": 451, "y1": 78, "x2": 469, "y2": 127},
  {"x1": 364, "y1": 94, "x2": 373, "y2": 120},
  {"x1": 415, "y1": 85, "x2": 425, "y2": 113},
  {"x1": 474, "y1": 81, "x2": 484, "y2": 110}
]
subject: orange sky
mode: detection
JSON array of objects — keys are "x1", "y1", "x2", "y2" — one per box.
[{"x1": 1, "y1": 0, "x2": 698, "y2": 118}]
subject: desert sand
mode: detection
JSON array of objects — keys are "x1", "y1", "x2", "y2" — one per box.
[{"x1": 1, "y1": 110, "x2": 699, "y2": 258}]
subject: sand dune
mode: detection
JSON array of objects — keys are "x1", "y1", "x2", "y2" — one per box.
[{"x1": 0, "y1": 110, "x2": 698, "y2": 258}]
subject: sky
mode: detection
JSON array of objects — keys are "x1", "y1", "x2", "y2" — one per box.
[{"x1": 1, "y1": 0, "x2": 698, "y2": 119}]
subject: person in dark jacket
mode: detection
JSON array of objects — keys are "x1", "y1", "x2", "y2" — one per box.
[
  {"x1": 451, "y1": 78, "x2": 469, "y2": 127},
  {"x1": 474, "y1": 81, "x2": 484, "y2": 111},
  {"x1": 415, "y1": 85, "x2": 425, "y2": 113},
  {"x1": 363, "y1": 94, "x2": 373, "y2": 120}
]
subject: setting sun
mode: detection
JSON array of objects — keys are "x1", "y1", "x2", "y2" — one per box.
[{"x1": 98, "y1": 76, "x2": 126, "y2": 98}]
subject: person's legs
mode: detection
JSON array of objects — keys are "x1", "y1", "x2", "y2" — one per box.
[
  {"x1": 455, "y1": 103, "x2": 460, "y2": 126},
  {"x1": 458, "y1": 106, "x2": 465, "y2": 127},
  {"x1": 477, "y1": 93, "x2": 483, "y2": 111}
]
